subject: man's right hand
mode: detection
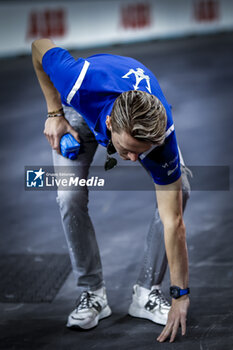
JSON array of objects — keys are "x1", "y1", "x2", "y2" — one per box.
[{"x1": 44, "y1": 116, "x2": 80, "y2": 153}]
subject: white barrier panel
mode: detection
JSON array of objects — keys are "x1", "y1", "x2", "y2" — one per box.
[{"x1": 0, "y1": 0, "x2": 233, "y2": 57}]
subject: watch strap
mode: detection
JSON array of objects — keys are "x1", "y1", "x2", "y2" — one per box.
[{"x1": 180, "y1": 287, "x2": 190, "y2": 296}]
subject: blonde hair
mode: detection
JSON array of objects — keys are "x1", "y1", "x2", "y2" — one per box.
[{"x1": 111, "y1": 90, "x2": 167, "y2": 145}]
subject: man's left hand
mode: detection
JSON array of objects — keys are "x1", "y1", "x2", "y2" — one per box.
[{"x1": 157, "y1": 296, "x2": 190, "y2": 343}]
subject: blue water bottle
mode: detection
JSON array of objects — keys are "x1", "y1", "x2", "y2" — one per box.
[{"x1": 60, "y1": 133, "x2": 80, "y2": 160}]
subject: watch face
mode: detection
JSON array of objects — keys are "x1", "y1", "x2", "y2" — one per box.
[{"x1": 170, "y1": 287, "x2": 180, "y2": 298}]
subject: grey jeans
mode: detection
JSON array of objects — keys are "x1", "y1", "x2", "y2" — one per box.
[{"x1": 53, "y1": 106, "x2": 191, "y2": 291}]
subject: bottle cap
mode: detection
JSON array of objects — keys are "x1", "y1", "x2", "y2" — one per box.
[{"x1": 68, "y1": 152, "x2": 77, "y2": 160}]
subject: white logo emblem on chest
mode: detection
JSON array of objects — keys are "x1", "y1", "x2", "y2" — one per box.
[{"x1": 122, "y1": 68, "x2": 151, "y2": 93}]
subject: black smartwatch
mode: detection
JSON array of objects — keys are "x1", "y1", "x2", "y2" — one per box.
[{"x1": 170, "y1": 286, "x2": 190, "y2": 299}]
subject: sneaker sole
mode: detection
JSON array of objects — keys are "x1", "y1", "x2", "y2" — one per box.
[
  {"x1": 128, "y1": 302, "x2": 168, "y2": 326},
  {"x1": 67, "y1": 305, "x2": 112, "y2": 330}
]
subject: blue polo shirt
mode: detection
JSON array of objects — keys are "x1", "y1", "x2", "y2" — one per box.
[{"x1": 42, "y1": 47, "x2": 181, "y2": 185}]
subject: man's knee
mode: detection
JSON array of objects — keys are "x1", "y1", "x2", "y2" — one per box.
[{"x1": 56, "y1": 189, "x2": 89, "y2": 212}]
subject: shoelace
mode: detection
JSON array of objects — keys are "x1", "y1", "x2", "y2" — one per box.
[
  {"x1": 76, "y1": 291, "x2": 97, "y2": 311},
  {"x1": 148, "y1": 289, "x2": 170, "y2": 307}
]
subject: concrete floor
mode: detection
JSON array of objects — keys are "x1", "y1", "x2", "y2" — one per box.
[{"x1": 0, "y1": 33, "x2": 233, "y2": 349}]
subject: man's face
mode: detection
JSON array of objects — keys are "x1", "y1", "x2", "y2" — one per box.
[{"x1": 111, "y1": 130, "x2": 152, "y2": 162}]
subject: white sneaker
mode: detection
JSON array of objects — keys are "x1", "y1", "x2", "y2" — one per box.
[
  {"x1": 67, "y1": 287, "x2": 112, "y2": 329},
  {"x1": 128, "y1": 284, "x2": 171, "y2": 326}
]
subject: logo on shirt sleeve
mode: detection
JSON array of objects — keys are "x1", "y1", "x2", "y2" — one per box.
[
  {"x1": 167, "y1": 164, "x2": 178, "y2": 176},
  {"x1": 122, "y1": 68, "x2": 151, "y2": 93}
]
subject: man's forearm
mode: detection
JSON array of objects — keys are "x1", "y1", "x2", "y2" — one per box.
[
  {"x1": 32, "y1": 39, "x2": 62, "y2": 112},
  {"x1": 164, "y1": 219, "x2": 189, "y2": 288},
  {"x1": 155, "y1": 179, "x2": 190, "y2": 342}
]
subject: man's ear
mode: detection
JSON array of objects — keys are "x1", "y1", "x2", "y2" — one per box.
[{"x1": 105, "y1": 115, "x2": 112, "y2": 130}]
